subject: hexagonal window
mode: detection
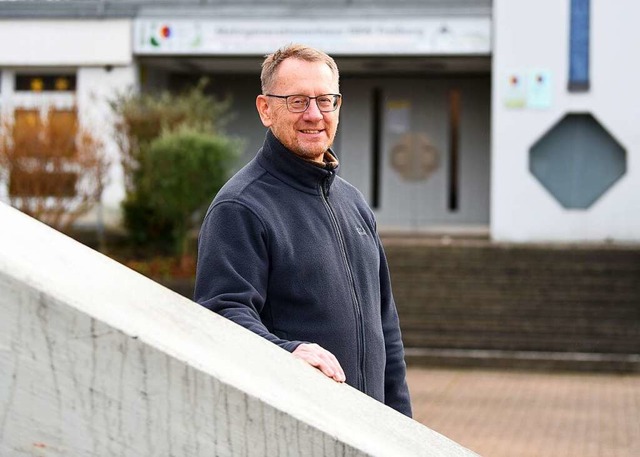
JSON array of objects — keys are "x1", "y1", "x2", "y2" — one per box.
[{"x1": 529, "y1": 113, "x2": 626, "y2": 209}]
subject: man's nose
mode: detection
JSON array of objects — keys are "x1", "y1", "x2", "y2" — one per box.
[{"x1": 303, "y1": 99, "x2": 324, "y2": 121}]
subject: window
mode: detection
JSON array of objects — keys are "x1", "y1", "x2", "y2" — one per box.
[
  {"x1": 15, "y1": 74, "x2": 77, "y2": 92},
  {"x1": 529, "y1": 113, "x2": 626, "y2": 209},
  {"x1": 568, "y1": 0, "x2": 590, "y2": 91},
  {"x1": 8, "y1": 109, "x2": 79, "y2": 198}
]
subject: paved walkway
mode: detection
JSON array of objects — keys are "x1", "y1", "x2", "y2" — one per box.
[{"x1": 407, "y1": 367, "x2": 640, "y2": 457}]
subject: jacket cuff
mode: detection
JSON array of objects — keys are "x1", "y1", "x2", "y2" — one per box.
[{"x1": 279, "y1": 340, "x2": 307, "y2": 353}]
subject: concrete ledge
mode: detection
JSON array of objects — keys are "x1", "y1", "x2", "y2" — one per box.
[{"x1": 0, "y1": 202, "x2": 478, "y2": 456}]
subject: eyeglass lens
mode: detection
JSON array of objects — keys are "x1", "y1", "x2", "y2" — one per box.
[{"x1": 287, "y1": 95, "x2": 340, "y2": 112}]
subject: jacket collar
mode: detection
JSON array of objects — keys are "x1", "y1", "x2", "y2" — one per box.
[{"x1": 256, "y1": 130, "x2": 339, "y2": 196}]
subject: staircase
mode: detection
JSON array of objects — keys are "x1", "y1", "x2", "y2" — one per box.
[{"x1": 383, "y1": 236, "x2": 640, "y2": 372}]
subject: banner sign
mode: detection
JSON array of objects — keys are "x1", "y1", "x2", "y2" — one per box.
[{"x1": 133, "y1": 18, "x2": 491, "y2": 56}]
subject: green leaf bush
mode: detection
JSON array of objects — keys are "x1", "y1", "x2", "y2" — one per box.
[
  {"x1": 139, "y1": 129, "x2": 238, "y2": 257},
  {"x1": 111, "y1": 79, "x2": 239, "y2": 257}
]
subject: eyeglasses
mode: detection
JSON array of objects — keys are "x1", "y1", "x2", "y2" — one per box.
[{"x1": 265, "y1": 93, "x2": 342, "y2": 113}]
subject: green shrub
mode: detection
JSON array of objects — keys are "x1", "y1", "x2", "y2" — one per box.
[
  {"x1": 110, "y1": 79, "x2": 236, "y2": 254},
  {"x1": 111, "y1": 79, "x2": 232, "y2": 191},
  {"x1": 139, "y1": 129, "x2": 238, "y2": 257}
]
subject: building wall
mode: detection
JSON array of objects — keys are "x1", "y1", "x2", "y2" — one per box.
[
  {"x1": 0, "y1": 19, "x2": 136, "y2": 225},
  {"x1": 0, "y1": 20, "x2": 132, "y2": 66},
  {"x1": 77, "y1": 65, "x2": 137, "y2": 222},
  {"x1": 492, "y1": 0, "x2": 640, "y2": 242},
  {"x1": 13, "y1": 2, "x2": 639, "y2": 242},
  {"x1": 0, "y1": 5, "x2": 493, "y2": 233}
]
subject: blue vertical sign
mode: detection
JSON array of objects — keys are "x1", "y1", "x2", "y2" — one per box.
[{"x1": 569, "y1": 0, "x2": 590, "y2": 91}]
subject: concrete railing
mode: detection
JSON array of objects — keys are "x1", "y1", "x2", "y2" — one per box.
[{"x1": 0, "y1": 202, "x2": 478, "y2": 456}]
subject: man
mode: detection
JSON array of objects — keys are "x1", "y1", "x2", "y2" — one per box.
[{"x1": 194, "y1": 44, "x2": 412, "y2": 417}]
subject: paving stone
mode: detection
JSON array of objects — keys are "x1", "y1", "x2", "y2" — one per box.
[{"x1": 408, "y1": 367, "x2": 640, "y2": 457}]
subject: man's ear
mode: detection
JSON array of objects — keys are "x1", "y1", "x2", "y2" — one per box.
[{"x1": 256, "y1": 95, "x2": 272, "y2": 128}]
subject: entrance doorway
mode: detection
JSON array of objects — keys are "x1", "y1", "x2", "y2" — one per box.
[{"x1": 338, "y1": 77, "x2": 490, "y2": 230}]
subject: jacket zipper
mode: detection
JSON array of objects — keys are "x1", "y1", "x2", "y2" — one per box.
[{"x1": 320, "y1": 174, "x2": 366, "y2": 393}]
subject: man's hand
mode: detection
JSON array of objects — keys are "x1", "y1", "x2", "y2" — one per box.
[{"x1": 292, "y1": 343, "x2": 346, "y2": 383}]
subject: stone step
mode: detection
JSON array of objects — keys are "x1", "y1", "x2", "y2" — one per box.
[
  {"x1": 403, "y1": 333, "x2": 640, "y2": 354},
  {"x1": 404, "y1": 348, "x2": 640, "y2": 373},
  {"x1": 386, "y1": 238, "x2": 640, "y2": 371}
]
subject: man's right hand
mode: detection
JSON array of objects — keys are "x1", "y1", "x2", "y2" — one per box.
[{"x1": 292, "y1": 343, "x2": 346, "y2": 383}]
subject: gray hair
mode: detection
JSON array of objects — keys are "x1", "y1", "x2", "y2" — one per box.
[{"x1": 260, "y1": 43, "x2": 339, "y2": 93}]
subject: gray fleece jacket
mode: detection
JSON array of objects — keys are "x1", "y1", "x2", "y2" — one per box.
[{"x1": 194, "y1": 130, "x2": 412, "y2": 417}]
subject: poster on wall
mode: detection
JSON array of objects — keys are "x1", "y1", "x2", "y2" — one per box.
[
  {"x1": 527, "y1": 70, "x2": 552, "y2": 109},
  {"x1": 504, "y1": 72, "x2": 527, "y2": 108},
  {"x1": 386, "y1": 100, "x2": 411, "y2": 134},
  {"x1": 504, "y1": 69, "x2": 552, "y2": 109}
]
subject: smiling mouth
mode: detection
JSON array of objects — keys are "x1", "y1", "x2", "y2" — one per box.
[{"x1": 299, "y1": 129, "x2": 323, "y2": 134}]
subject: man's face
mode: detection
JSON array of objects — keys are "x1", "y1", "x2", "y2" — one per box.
[{"x1": 256, "y1": 58, "x2": 340, "y2": 162}]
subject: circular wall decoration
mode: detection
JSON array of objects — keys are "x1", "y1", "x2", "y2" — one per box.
[{"x1": 391, "y1": 133, "x2": 440, "y2": 181}]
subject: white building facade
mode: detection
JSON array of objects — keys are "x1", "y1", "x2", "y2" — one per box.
[
  {"x1": 0, "y1": 17, "x2": 137, "y2": 224},
  {"x1": 492, "y1": 0, "x2": 640, "y2": 242},
  {"x1": 0, "y1": 0, "x2": 637, "y2": 243}
]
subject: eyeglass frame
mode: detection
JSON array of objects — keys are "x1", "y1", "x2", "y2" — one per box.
[{"x1": 264, "y1": 93, "x2": 342, "y2": 113}]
